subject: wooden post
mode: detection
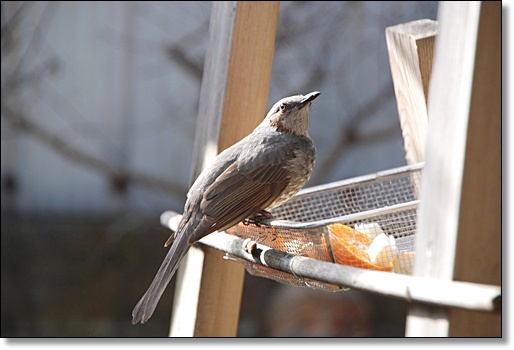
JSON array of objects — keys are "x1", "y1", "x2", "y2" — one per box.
[
  {"x1": 386, "y1": 19, "x2": 438, "y2": 165},
  {"x1": 448, "y1": 1, "x2": 501, "y2": 337},
  {"x1": 405, "y1": 1, "x2": 502, "y2": 336},
  {"x1": 170, "y1": 1, "x2": 279, "y2": 337}
]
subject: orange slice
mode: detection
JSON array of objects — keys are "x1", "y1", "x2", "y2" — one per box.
[{"x1": 327, "y1": 223, "x2": 393, "y2": 271}]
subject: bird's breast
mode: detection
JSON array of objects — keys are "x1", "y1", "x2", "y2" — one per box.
[{"x1": 266, "y1": 147, "x2": 315, "y2": 210}]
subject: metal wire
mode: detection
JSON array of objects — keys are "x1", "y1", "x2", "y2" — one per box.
[
  {"x1": 223, "y1": 163, "x2": 423, "y2": 288},
  {"x1": 270, "y1": 162, "x2": 423, "y2": 224}
]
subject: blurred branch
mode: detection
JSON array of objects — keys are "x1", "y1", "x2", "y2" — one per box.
[
  {"x1": 1, "y1": 105, "x2": 188, "y2": 198},
  {"x1": 310, "y1": 83, "x2": 398, "y2": 184},
  {"x1": 164, "y1": 44, "x2": 203, "y2": 81},
  {"x1": 1, "y1": 1, "x2": 31, "y2": 50},
  {"x1": 163, "y1": 21, "x2": 209, "y2": 82},
  {"x1": 2, "y1": 56, "x2": 60, "y2": 96},
  {"x1": 1, "y1": 2, "x2": 58, "y2": 79}
]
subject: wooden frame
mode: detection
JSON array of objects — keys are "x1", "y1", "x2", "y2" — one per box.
[
  {"x1": 169, "y1": 1, "x2": 280, "y2": 337},
  {"x1": 402, "y1": 2, "x2": 501, "y2": 337},
  {"x1": 165, "y1": 0, "x2": 501, "y2": 337}
]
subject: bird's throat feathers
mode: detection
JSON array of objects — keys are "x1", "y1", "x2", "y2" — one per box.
[
  {"x1": 269, "y1": 112, "x2": 310, "y2": 136},
  {"x1": 269, "y1": 114, "x2": 294, "y2": 134}
]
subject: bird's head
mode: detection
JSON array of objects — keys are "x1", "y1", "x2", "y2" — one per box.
[{"x1": 265, "y1": 91, "x2": 321, "y2": 136}]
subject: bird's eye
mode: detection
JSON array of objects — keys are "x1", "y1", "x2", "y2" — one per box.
[{"x1": 279, "y1": 103, "x2": 287, "y2": 112}]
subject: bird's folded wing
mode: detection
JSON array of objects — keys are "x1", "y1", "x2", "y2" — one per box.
[{"x1": 190, "y1": 162, "x2": 291, "y2": 242}]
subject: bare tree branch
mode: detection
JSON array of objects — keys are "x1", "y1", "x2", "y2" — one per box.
[
  {"x1": 164, "y1": 44, "x2": 203, "y2": 82},
  {"x1": 163, "y1": 21, "x2": 209, "y2": 82},
  {"x1": 310, "y1": 83, "x2": 399, "y2": 184},
  {"x1": 3, "y1": 2, "x2": 58, "y2": 79},
  {"x1": 1, "y1": 105, "x2": 188, "y2": 199},
  {"x1": 2, "y1": 56, "x2": 60, "y2": 95},
  {"x1": 1, "y1": 1, "x2": 32, "y2": 50}
]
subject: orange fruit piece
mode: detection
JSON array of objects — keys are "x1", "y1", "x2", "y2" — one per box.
[{"x1": 327, "y1": 223, "x2": 393, "y2": 271}]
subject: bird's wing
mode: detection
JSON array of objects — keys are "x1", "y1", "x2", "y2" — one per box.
[{"x1": 189, "y1": 160, "x2": 292, "y2": 242}]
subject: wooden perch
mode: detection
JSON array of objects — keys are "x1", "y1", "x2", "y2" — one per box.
[{"x1": 160, "y1": 211, "x2": 501, "y2": 315}]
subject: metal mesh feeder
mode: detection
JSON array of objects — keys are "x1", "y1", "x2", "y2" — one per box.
[{"x1": 226, "y1": 163, "x2": 423, "y2": 290}]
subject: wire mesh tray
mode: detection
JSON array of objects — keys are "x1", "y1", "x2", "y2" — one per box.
[{"x1": 226, "y1": 163, "x2": 423, "y2": 290}]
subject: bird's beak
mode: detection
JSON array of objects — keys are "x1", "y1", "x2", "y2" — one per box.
[{"x1": 298, "y1": 91, "x2": 321, "y2": 109}]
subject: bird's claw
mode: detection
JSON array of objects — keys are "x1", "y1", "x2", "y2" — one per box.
[{"x1": 243, "y1": 211, "x2": 274, "y2": 227}]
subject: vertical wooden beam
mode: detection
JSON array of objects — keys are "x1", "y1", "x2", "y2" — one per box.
[
  {"x1": 386, "y1": 19, "x2": 438, "y2": 165},
  {"x1": 405, "y1": 2, "x2": 482, "y2": 336},
  {"x1": 170, "y1": 1, "x2": 279, "y2": 337},
  {"x1": 170, "y1": 3, "x2": 238, "y2": 336},
  {"x1": 217, "y1": 2, "x2": 280, "y2": 151},
  {"x1": 187, "y1": 3, "x2": 237, "y2": 180},
  {"x1": 449, "y1": 1, "x2": 501, "y2": 337}
]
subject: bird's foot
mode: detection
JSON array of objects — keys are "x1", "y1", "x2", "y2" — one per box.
[{"x1": 243, "y1": 210, "x2": 274, "y2": 227}]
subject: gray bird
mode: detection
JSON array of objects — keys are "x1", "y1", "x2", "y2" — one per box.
[{"x1": 132, "y1": 91, "x2": 320, "y2": 324}]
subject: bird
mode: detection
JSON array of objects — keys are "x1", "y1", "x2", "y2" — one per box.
[{"x1": 132, "y1": 91, "x2": 321, "y2": 324}]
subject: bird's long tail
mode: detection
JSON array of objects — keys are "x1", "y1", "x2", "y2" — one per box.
[{"x1": 131, "y1": 225, "x2": 192, "y2": 324}]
